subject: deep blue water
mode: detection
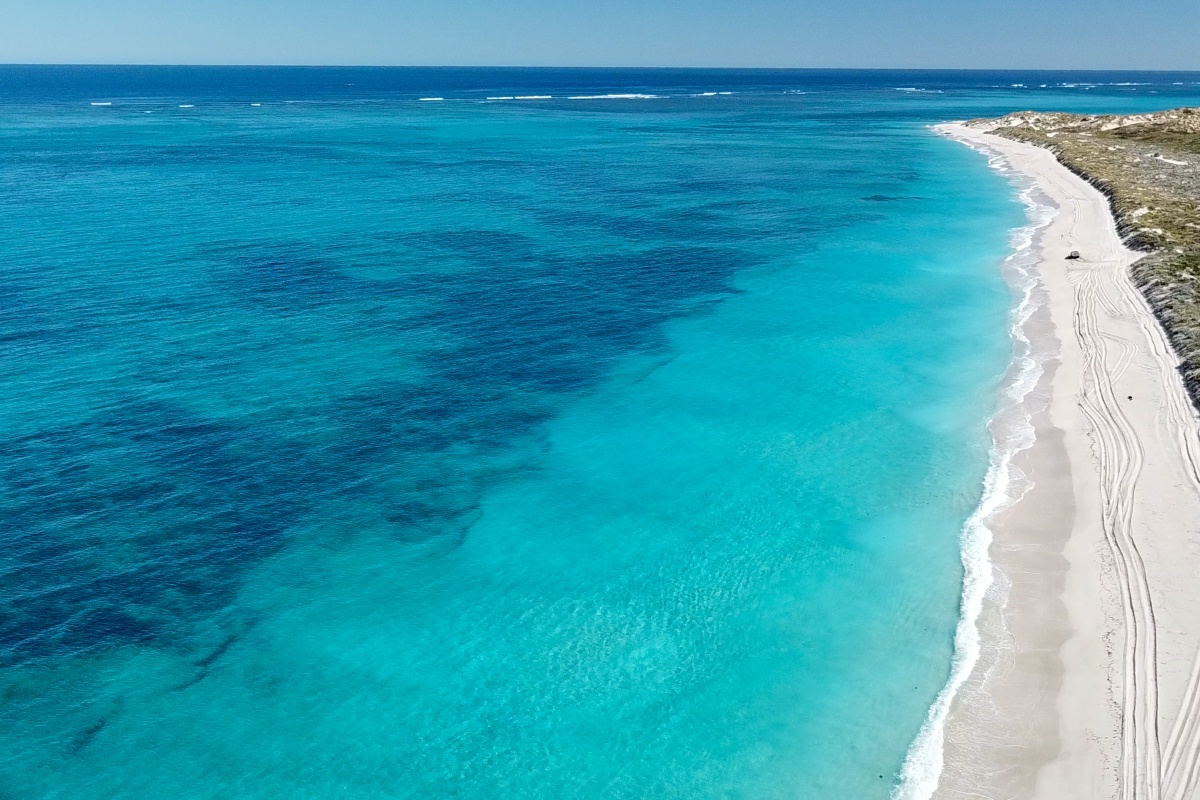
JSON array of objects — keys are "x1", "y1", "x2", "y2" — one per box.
[{"x1": 2, "y1": 68, "x2": 1199, "y2": 799}]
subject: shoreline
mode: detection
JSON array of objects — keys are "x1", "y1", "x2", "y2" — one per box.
[
  {"x1": 893, "y1": 135, "x2": 1056, "y2": 800},
  {"x1": 909, "y1": 124, "x2": 1200, "y2": 799}
]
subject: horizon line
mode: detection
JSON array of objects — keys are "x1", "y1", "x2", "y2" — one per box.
[{"x1": 3, "y1": 63, "x2": 1199, "y2": 73}]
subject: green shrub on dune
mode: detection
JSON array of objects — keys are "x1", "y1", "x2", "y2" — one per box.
[{"x1": 971, "y1": 109, "x2": 1200, "y2": 404}]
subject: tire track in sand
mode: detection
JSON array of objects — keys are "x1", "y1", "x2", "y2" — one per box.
[
  {"x1": 1074, "y1": 264, "x2": 1161, "y2": 800},
  {"x1": 1079, "y1": 179, "x2": 1200, "y2": 800},
  {"x1": 1107, "y1": 247, "x2": 1200, "y2": 800},
  {"x1": 1064, "y1": 180, "x2": 1162, "y2": 799}
]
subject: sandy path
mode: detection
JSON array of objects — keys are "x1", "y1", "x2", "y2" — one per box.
[{"x1": 928, "y1": 126, "x2": 1200, "y2": 800}]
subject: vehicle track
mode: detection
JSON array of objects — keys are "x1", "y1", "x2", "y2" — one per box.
[
  {"x1": 1074, "y1": 260, "x2": 1161, "y2": 800},
  {"x1": 1047, "y1": 164, "x2": 1166, "y2": 800},
  {"x1": 1111, "y1": 246, "x2": 1200, "y2": 800},
  {"x1": 1082, "y1": 177, "x2": 1200, "y2": 800}
]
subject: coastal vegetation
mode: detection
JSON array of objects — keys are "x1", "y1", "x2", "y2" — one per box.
[{"x1": 973, "y1": 108, "x2": 1200, "y2": 404}]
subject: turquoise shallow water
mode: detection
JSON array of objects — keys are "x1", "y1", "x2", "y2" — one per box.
[{"x1": 3, "y1": 69, "x2": 1200, "y2": 799}]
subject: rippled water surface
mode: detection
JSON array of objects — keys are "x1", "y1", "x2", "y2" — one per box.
[{"x1": 3, "y1": 68, "x2": 1200, "y2": 799}]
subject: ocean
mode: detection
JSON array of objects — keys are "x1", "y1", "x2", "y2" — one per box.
[{"x1": 3, "y1": 68, "x2": 1200, "y2": 799}]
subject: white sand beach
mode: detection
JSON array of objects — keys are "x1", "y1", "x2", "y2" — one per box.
[{"x1": 930, "y1": 125, "x2": 1200, "y2": 800}]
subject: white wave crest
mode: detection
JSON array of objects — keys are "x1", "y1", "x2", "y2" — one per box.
[{"x1": 567, "y1": 94, "x2": 661, "y2": 100}]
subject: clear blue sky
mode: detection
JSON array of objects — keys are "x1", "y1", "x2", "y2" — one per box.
[{"x1": 4, "y1": 0, "x2": 1199, "y2": 69}]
